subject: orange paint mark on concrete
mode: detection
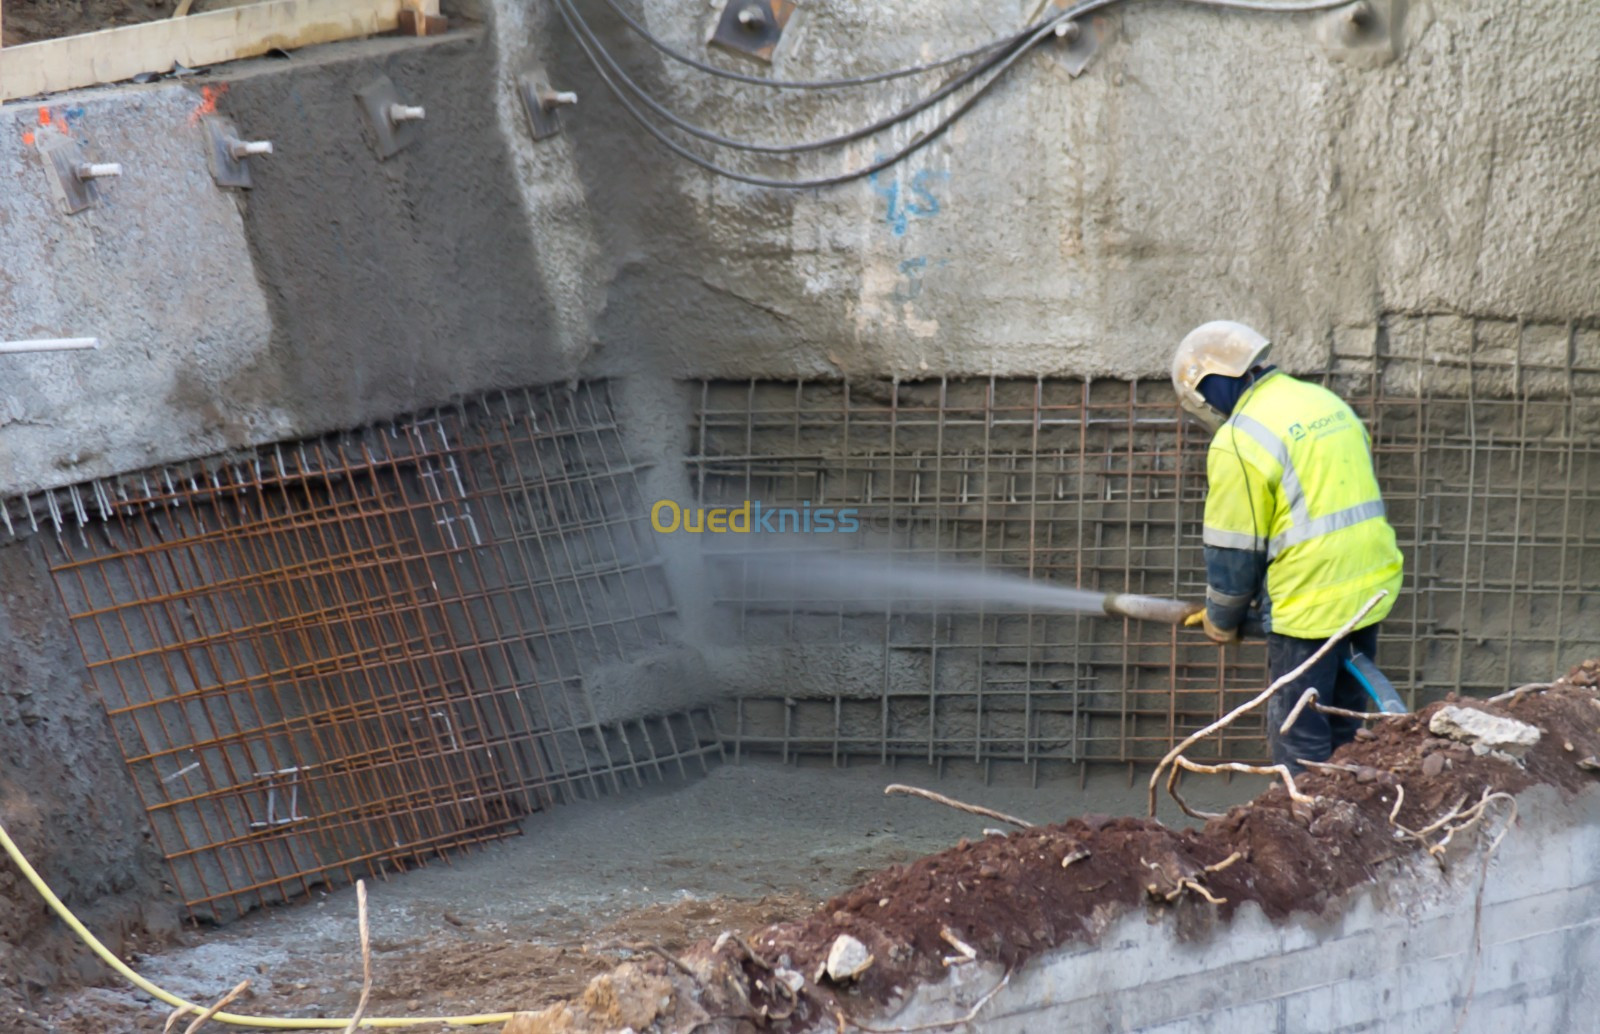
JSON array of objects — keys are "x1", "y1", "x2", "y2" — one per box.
[
  {"x1": 186, "y1": 83, "x2": 230, "y2": 126},
  {"x1": 35, "y1": 107, "x2": 70, "y2": 137},
  {"x1": 22, "y1": 132, "x2": 36, "y2": 147}
]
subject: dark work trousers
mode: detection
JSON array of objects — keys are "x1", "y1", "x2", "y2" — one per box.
[{"x1": 1265, "y1": 623, "x2": 1381, "y2": 773}]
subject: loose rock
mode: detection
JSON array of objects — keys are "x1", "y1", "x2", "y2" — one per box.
[
  {"x1": 1428, "y1": 705, "x2": 1541, "y2": 758},
  {"x1": 824, "y1": 933, "x2": 873, "y2": 981}
]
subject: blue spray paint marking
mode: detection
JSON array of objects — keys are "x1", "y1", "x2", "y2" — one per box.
[
  {"x1": 894, "y1": 256, "x2": 951, "y2": 301},
  {"x1": 897, "y1": 257, "x2": 927, "y2": 300},
  {"x1": 870, "y1": 166, "x2": 950, "y2": 237}
]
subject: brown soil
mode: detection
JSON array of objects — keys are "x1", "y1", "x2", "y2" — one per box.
[
  {"x1": 11, "y1": 893, "x2": 814, "y2": 1034},
  {"x1": 361, "y1": 893, "x2": 817, "y2": 1023},
  {"x1": 507, "y1": 663, "x2": 1600, "y2": 1033},
  {"x1": 3, "y1": 0, "x2": 180, "y2": 47}
]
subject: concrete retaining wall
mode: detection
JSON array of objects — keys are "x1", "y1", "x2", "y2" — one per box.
[
  {"x1": 6, "y1": 0, "x2": 1598, "y2": 502},
  {"x1": 507, "y1": 0, "x2": 1600, "y2": 380},
  {"x1": 882, "y1": 783, "x2": 1599, "y2": 1032},
  {"x1": 1, "y1": 0, "x2": 1597, "y2": 988}
]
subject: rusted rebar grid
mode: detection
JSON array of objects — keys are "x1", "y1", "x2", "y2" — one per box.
[
  {"x1": 1165, "y1": 758, "x2": 1313, "y2": 822},
  {"x1": 693, "y1": 376, "x2": 1269, "y2": 769},
  {"x1": 29, "y1": 382, "x2": 710, "y2": 918}
]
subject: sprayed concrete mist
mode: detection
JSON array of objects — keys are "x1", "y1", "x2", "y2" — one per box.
[
  {"x1": 738, "y1": 550, "x2": 1111, "y2": 614},
  {"x1": 731, "y1": 550, "x2": 1199, "y2": 625}
]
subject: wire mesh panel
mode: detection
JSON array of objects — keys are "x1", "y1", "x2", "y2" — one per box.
[
  {"x1": 689, "y1": 377, "x2": 1251, "y2": 770},
  {"x1": 23, "y1": 382, "x2": 711, "y2": 920},
  {"x1": 689, "y1": 336, "x2": 1600, "y2": 770}
]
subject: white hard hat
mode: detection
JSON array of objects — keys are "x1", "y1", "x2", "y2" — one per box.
[{"x1": 1171, "y1": 320, "x2": 1272, "y2": 428}]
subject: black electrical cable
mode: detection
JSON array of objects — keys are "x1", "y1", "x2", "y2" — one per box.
[
  {"x1": 593, "y1": 0, "x2": 1039, "y2": 91},
  {"x1": 553, "y1": 0, "x2": 1077, "y2": 189},
  {"x1": 595, "y1": 0, "x2": 1358, "y2": 91},
  {"x1": 560, "y1": 0, "x2": 1029, "y2": 155},
  {"x1": 559, "y1": 0, "x2": 1360, "y2": 189}
]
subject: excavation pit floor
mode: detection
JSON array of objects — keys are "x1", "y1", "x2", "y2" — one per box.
[
  {"x1": 492, "y1": 675, "x2": 1600, "y2": 1034},
  {"x1": 16, "y1": 758, "x2": 1252, "y2": 1032}
]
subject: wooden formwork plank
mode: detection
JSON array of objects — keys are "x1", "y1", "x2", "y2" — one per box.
[{"x1": 0, "y1": 0, "x2": 438, "y2": 103}]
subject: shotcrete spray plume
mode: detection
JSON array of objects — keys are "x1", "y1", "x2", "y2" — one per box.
[{"x1": 740, "y1": 551, "x2": 1197, "y2": 624}]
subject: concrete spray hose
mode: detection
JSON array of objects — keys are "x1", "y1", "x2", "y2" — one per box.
[
  {"x1": 1096, "y1": 592, "x2": 1203, "y2": 626},
  {"x1": 0, "y1": 819, "x2": 514, "y2": 1029},
  {"x1": 0, "y1": 592, "x2": 1200, "y2": 1028}
]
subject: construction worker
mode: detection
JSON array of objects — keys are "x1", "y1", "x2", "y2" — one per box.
[{"x1": 1172, "y1": 321, "x2": 1404, "y2": 772}]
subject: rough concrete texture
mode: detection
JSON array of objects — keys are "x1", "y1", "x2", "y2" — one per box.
[
  {"x1": 0, "y1": 540, "x2": 179, "y2": 992},
  {"x1": 884, "y1": 782, "x2": 1597, "y2": 1033},
  {"x1": 501, "y1": 0, "x2": 1600, "y2": 379},
  {"x1": 218, "y1": 32, "x2": 583, "y2": 435},
  {"x1": 0, "y1": 30, "x2": 589, "y2": 499},
  {"x1": 4, "y1": 0, "x2": 1597, "y2": 494},
  {"x1": 0, "y1": 85, "x2": 281, "y2": 498}
]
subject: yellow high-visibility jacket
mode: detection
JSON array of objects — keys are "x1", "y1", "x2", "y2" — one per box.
[{"x1": 1203, "y1": 370, "x2": 1403, "y2": 639}]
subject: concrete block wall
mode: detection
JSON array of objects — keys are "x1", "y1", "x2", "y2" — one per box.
[{"x1": 883, "y1": 783, "x2": 1600, "y2": 1033}]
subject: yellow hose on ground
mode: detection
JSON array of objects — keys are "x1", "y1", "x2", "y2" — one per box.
[{"x1": 0, "y1": 817, "x2": 514, "y2": 1029}]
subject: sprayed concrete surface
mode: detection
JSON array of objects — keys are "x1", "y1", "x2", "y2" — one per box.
[
  {"x1": 0, "y1": 0, "x2": 1597, "y2": 1019},
  {"x1": 506, "y1": 0, "x2": 1600, "y2": 379},
  {"x1": 5, "y1": 1, "x2": 1599, "y2": 496},
  {"x1": 16, "y1": 759, "x2": 1249, "y2": 1031}
]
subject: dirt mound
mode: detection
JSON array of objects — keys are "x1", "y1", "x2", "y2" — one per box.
[{"x1": 505, "y1": 670, "x2": 1600, "y2": 1033}]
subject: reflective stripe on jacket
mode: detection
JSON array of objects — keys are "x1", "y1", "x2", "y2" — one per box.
[{"x1": 1202, "y1": 370, "x2": 1403, "y2": 639}]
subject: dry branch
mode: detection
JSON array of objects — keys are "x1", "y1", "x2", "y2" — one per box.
[
  {"x1": 1166, "y1": 758, "x2": 1313, "y2": 821},
  {"x1": 1387, "y1": 785, "x2": 1517, "y2": 865},
  {"x1": 1177, "y1": 879, "x2": 1226, "y2": 905},
  {"x1": 884, "y1": 784, "x2": 1034, "y2": 829},
  {"x1": 341, "y1": 880, "x2": 372, "y2": 1034},
  {"x1": 1278, "y1": 687, "x2": 1403, "y2": 734},
  {"x1": 1204, "y1": 851, "x2": 1244, "y2": 874},
  {"x1": 1299, "y1": 760, "x2": 1364, "y2": 775},
  {"x1": 174, "y1": 980, "x2": 249, "y2": 1034},
  {"x1": 1487, "y1": 682, "x2": 1554, "y2": 704},
  {"x1": 1147, "y1": 591, "x2": 1388, "y2": 816}
]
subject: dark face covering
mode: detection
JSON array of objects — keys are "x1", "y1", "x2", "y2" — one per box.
[{"x1": 1198, "y1": 365, "x2": 1275, "y2": 419}]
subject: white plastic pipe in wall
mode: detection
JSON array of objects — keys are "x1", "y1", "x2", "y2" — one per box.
[{"x1": 0, "y1": 338, "x2": 101, "y2": 353}]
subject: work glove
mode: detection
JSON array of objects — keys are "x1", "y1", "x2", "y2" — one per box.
[{"x1": 1183, "y1": 608, "x2": 1239, "y2": 645}]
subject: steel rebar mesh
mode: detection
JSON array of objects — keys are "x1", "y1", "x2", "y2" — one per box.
[
  {"x1": 689, "y1": 334, "x2": 1600, "y2": 772},
  {"x1": 12, "y1": 382, "x2": 720, "y2": 920}
]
